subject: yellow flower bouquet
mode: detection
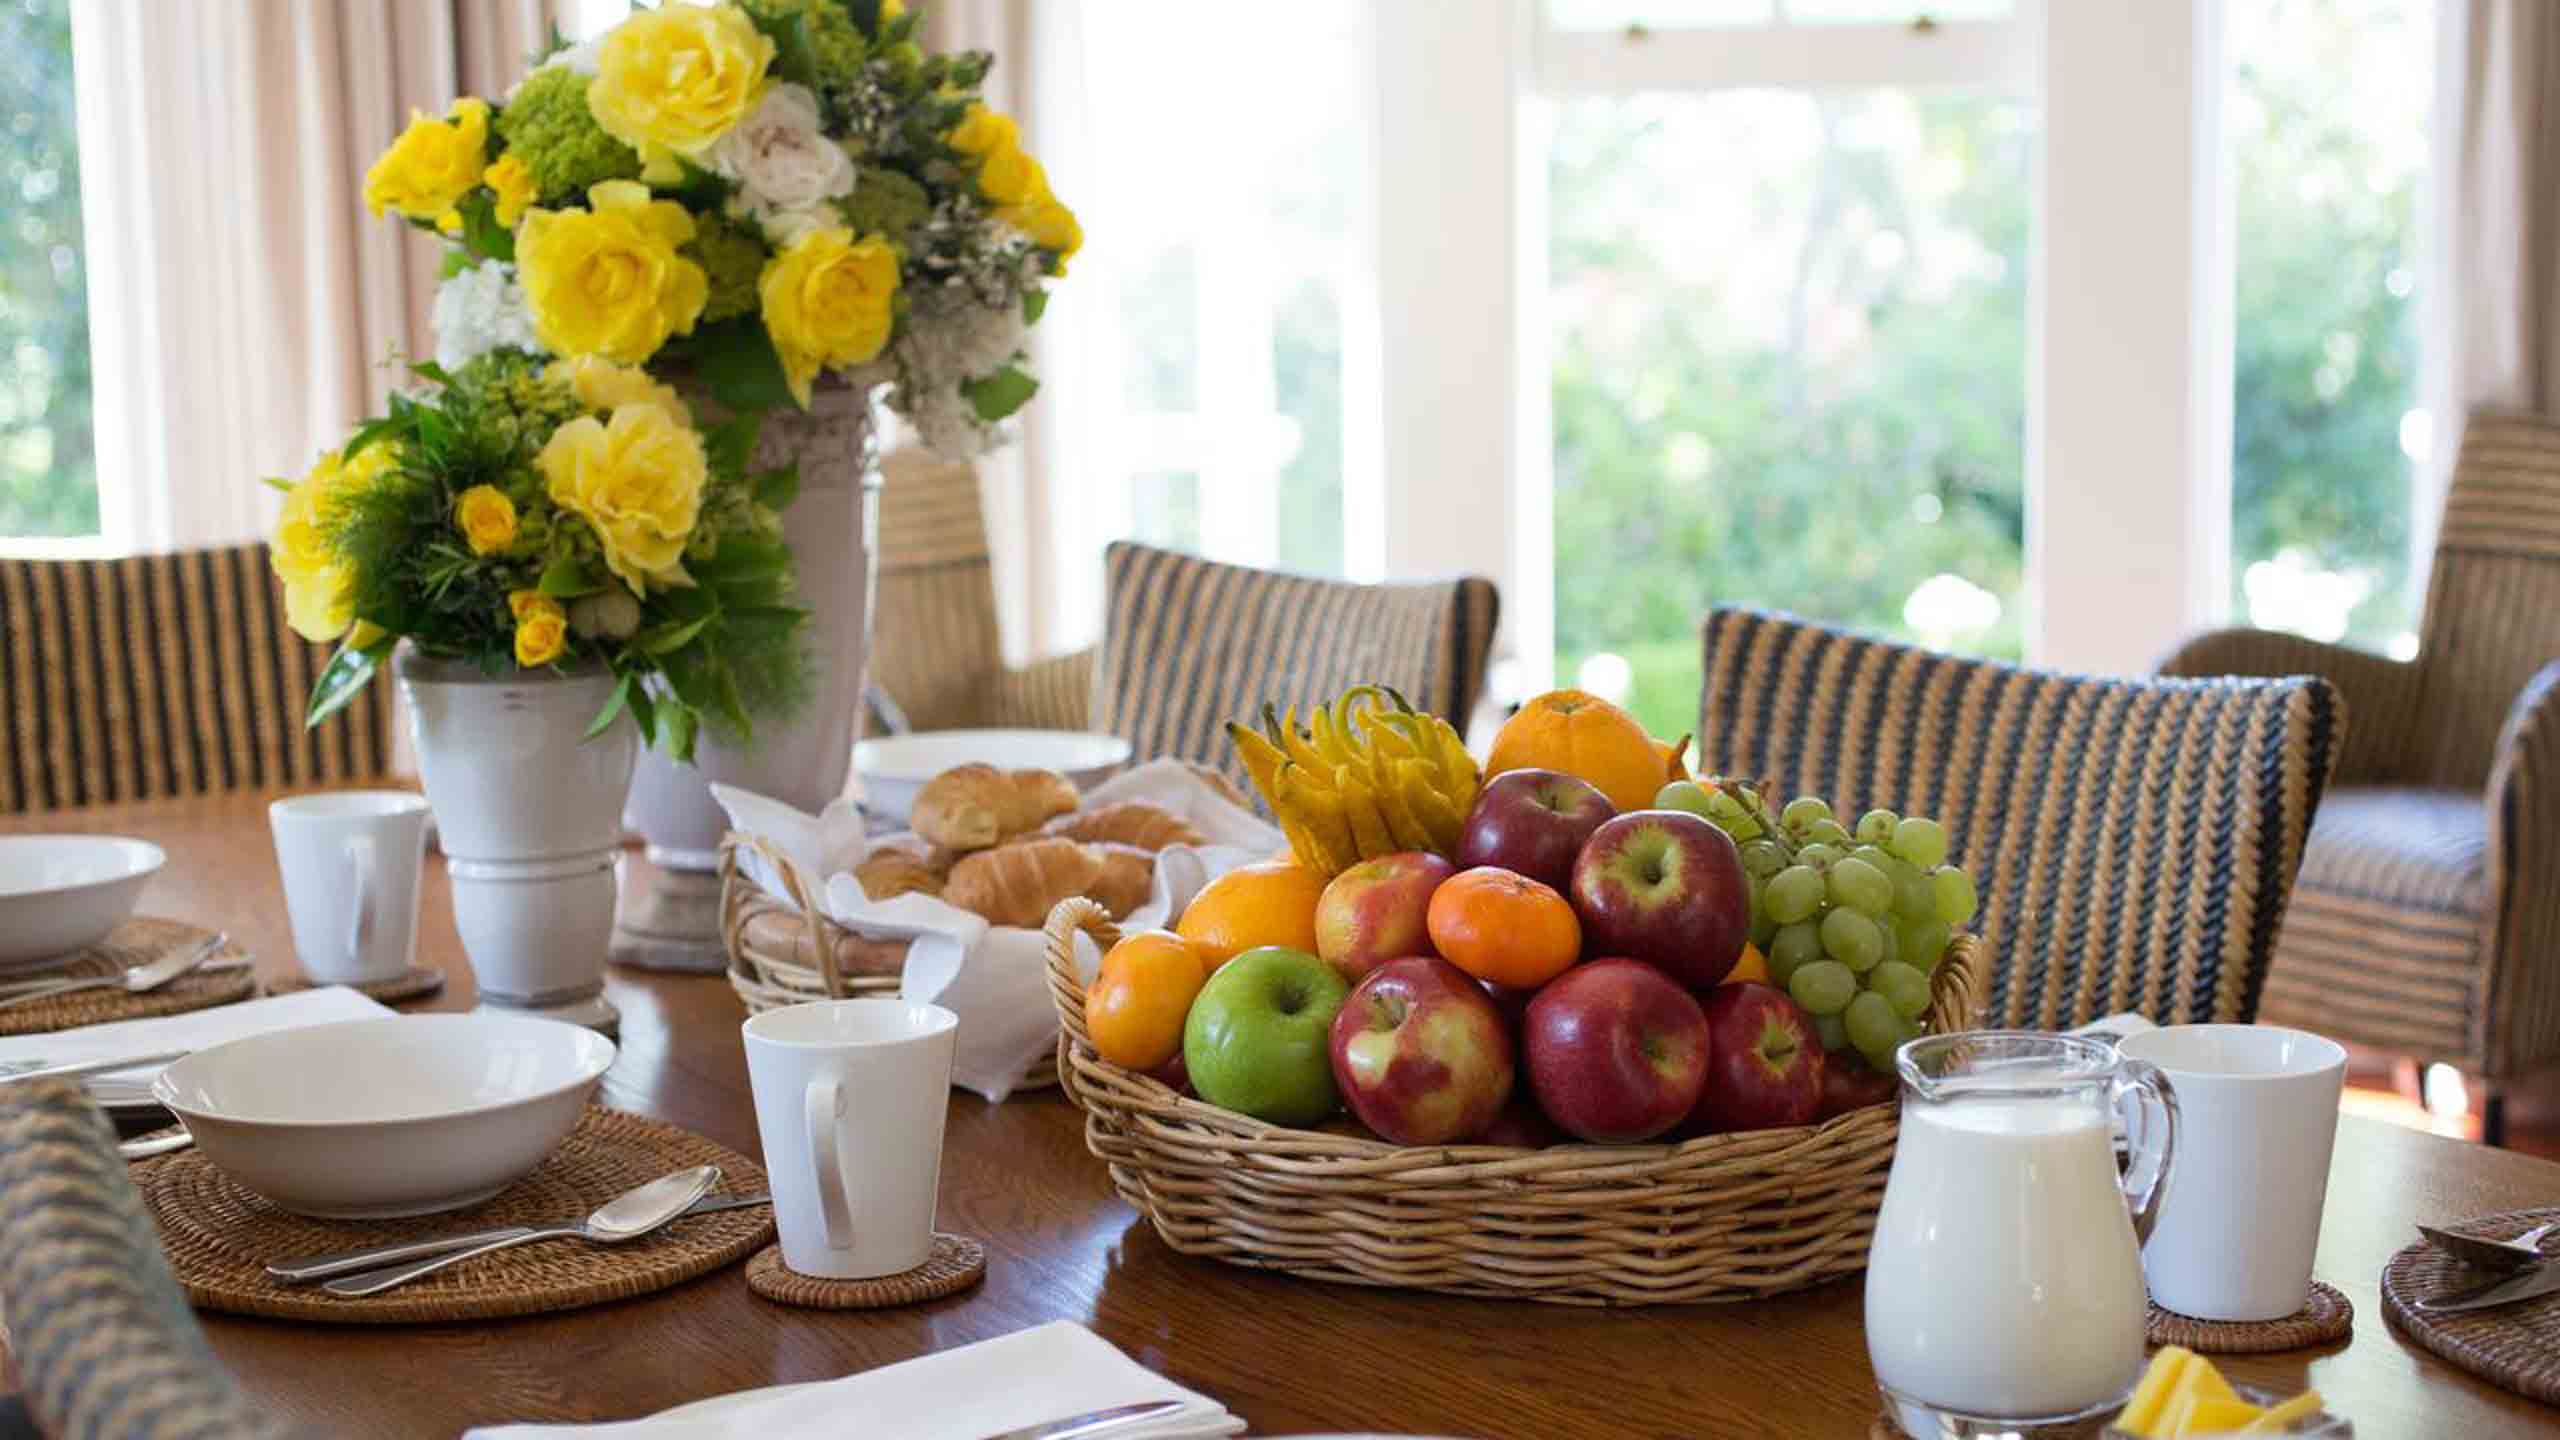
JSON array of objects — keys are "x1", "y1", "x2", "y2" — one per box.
[
  {"x1": 277, "y1": 350, "x2": 808, "y2": 762},
  {"x1": 377, "y1": 0, "x2": 1075, "y2": 455}
]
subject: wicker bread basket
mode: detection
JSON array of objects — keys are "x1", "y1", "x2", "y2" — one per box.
[
  {"x1": 720, "y1": 833, "x2": 1059, "y2": 1091},
  {"x1": 1041, "y1": 896, "x2": 1979, "y2": 1305}
]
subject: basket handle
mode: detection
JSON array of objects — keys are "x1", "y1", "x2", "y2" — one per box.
[
  {"x1": 1042, "y1": 897, "x2": 1121, "y2": 1052},
  {"x1": 719, "y1": 831, "x2": 851, "y2": 997},
  {"x1": 1925, "y1": 933, "x2": 1981, "y2": 1036}
]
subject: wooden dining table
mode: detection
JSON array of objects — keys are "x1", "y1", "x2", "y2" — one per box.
[{"x1": 7, "y1": 788, "x2": 2559, "y2": 1438}]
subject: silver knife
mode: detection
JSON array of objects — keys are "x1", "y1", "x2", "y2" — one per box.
[
  {"x1": 262, "y1": 1192, "x2": 772, "y2": 1284},
  {"x1": 976, "y1": 1400, "x2": 1186, "y2": 1440},
  {"x1": 2419, "y1": 1262, "x2": 2560, "y2": 1313}
]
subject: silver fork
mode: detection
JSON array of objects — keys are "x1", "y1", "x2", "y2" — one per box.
[{"x1": 0, "y1": 934, "x2": 231, "y2": 1010}]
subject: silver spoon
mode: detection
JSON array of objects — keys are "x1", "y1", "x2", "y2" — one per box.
[
  {"x1": 321, "y1": 1165, "x2": 720, "y2": 1298},
  {"x1": 2418, "y1": 1219, "x2": 2560, "y2": 1272}
]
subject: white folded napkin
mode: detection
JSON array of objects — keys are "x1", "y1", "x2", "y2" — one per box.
[
  {"x1": 716, "y1": 759, "x2": 1284, "y2": 1102},
  {"x1": 0, "y1": 984, "x2": 394, "y2": 1074},
  {"x1": 464, "y1": 1320, "x2": 1244, "y2": 1439}
]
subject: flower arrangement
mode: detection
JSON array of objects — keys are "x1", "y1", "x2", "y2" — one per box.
[
  {"x1": 273, "y1": 351, "x2": 810, "y2": 761},
  {"x1": 368, "y1": 0, "x2": 1077, "y2": 456}
]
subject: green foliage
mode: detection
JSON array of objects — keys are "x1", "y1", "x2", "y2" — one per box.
[
  {"x1": 0, "y1": 0, "x2": 97, "y2": 536},
  {"x1": 843, "y1": 167, "x2": 931, "y2": 245},
  {"x1": 737, "y1": 0, "x2": 874, "y2": 127},
  {"x1": 675, "y1": 318, "x2": 798, "y2": 412},
  {"x1": 495, "y1": 67, "x2": 643, "y2": 203},
  {"x1": 962, "y1": 365, "x2": 1038, "y2": 422},
  {"x1": 688, "y1": 212, "x2": 770, "y2": 323}
]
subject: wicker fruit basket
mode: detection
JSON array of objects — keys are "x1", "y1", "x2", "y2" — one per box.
[
  {"x1": 1040, "y1": 896, "x2": 1979, "y2": 1306},
  {"x1": 720, "y1": 833, "x2": 1059, "y2": 1090}
]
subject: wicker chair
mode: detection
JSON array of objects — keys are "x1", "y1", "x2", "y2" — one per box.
[
  {"x1": 2159, "y1": 410, "x2": 2560, "y2": 1140},
  {"x1": 1698, "y1": 607, "x2": 2339, "y2": 1032},
  {"x1": 0, "y1": 1080, "x2": 282, "y2": 1439},
  {"x1": 1091, "y1": 542, "x2": 1501, "y2": 792},
  {"x1": 0, "y1": 543, "x2": 397, "y2": 813},
  {"x1": 868, "y1": 448, "x2": 1092, "y2": 734}
]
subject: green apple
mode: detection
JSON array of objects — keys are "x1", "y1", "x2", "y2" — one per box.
[{"x1": 1183, "y1": 946, "x2": 1349, "y2": 1126}]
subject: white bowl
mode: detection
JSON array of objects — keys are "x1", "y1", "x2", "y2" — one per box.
[
  {"x1": 153, "y1": 1014, "x2": 616, "y2": 1218},
  {"x1": 0, "y1": 835, "x2": 165, "y2": 970},
  {"x1": 854, "y1": 728, "x2": 1134, "y2": 825}
]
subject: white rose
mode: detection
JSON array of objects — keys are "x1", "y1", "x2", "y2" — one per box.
[{"x1": 710, "y1": 83, "x2": 856, "y2": 227}]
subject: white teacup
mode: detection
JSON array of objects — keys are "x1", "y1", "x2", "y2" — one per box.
[
  {"x1": 743, "y1": 999, "x2": 958, "y2": 1280},
  {"x1": 2118, "y1": 1023, "x2": 2346, "y2": 1321},
  {"x1": 269, "y1": 791, "x2": 430, "y2": 986}
]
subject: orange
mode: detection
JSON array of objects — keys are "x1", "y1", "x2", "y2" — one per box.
[
  {"x1": 1426, "y1": 866, "x2": 1581, "y2": 989},
  {"x1": 1656, "y1": 732, "x2": 1694, "y2": 783},
  {"x1": 1175, "y1": 860, "x2": 1326, "y2": 968},
  {"x1": 1086, "y1": 930, "x2": 1208, "y2": 1071},
  {"x1": 1721, "y1": 942, "x2": 1770, "y2": 987},
  {"x1": 1485, "y1": 688, "x2": 1669, "y2": 813}
]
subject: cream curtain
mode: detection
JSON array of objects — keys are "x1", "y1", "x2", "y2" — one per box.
[{"x1": 71, "y1": 0, "x2": 556, "y2": 555}]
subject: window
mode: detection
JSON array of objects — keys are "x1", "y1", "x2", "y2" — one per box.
[
  {"x1": 1538, "y1": 8, "x2": 2030, "y2": 736},
  {"x1": 2225, "y1": 0, "x2": 2434, "y2": 657},
  {"x1": 0, "y1": 0, "x2": 95, "y2": 541}
]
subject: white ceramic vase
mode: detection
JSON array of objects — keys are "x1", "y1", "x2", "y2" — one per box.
[
  {"x1": 397, "y1": 647, "x2": 637, "y2": 1033},
  {"x1": 613, "y1": 383, "x2": 883, "y2": 970}
]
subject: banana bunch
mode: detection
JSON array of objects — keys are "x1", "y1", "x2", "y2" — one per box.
[{"x1": 1227, "y1": 685, "x2": 1481, "y2": 877}]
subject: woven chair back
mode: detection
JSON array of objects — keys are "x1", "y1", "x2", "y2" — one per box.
[
  {"x1": 1698, "y1": 607, "x2": 2338, "y2": 1030},
  {"x1": 1, "y1": 544, "x2": 397, "y2": 813}
]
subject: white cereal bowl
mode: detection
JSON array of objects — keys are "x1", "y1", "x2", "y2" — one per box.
[
  {"x1": 152, "y1": 1014, "x2": 615, "y2": 1218},
  {"x1": 854, "y1": 728, "x2": 1134, "y2": 825},
  {"x1": 0, "y1": 834, "x2": 164, "y2": 970}
]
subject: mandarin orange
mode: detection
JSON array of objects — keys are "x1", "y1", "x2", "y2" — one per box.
[{"x1": 1426, "y1": 865, "x2": 1581, "y2": 989}]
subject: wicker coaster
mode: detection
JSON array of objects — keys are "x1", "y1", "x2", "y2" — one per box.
[
  {"x1": 744, "y1": 1233, "x2": 985, "y2": 1309},
  {"x1": 133, "y1": 1106, "x2": 773, "y2": 1324},
  {"x1": 0, "y1": 919, "x2": 257, "y2": 1037},
  {"x1": 2382, "y1": 1206, "x2": 2560, "y2": 1405},
  {"x1": 2147, "y1": 1280, "x2": 2353, "y2": 1352},
  {"x1": 269, "y1": 965, "x2": 445, "y2": 1004}
]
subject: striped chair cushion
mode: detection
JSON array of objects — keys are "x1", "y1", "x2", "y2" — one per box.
[
  {"x1": 0, "y1": 545, "x2": 399, "y2": 813},
  {"x1": 1698, "y1": 608, "x2": 2338, "y2": 1031},
  {"x1": 872, "y1": 448, "x2": 1009, "y2": 734},
  {"x1": 2409, "y1": 412, "x2": 2560, "y2": 791},
  {"x1": 0, "y1": 1080, "x2": 282, "y2": 1439},
  {"x1": 2264, "y1": 787, "x2": 2487, "y2": 1061},
  {"x1": 1091, "y1": 543, "x2": 1500, "y2": 791}
]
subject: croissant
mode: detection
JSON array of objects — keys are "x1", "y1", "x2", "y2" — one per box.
[
  {"x1": 942, "y1": 837, "x2": 1104, "y2": 928},
  {"x1": 1048, "y1": 801, "x2": 1205, "y2": 852},
  {"x1": 853, "y1": 845, "x2": 945, "y2": 902},
  {"x1": 1085, "y1": 843, "x2": 1155, "y2": 919},
  {"x1": 911, "y1": 764, "x2": 1082, "y2": 851}
]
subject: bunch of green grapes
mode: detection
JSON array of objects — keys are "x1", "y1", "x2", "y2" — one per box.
[{"x1": 1660, "y1": 780, "x2": 1979, "y2": 1073}]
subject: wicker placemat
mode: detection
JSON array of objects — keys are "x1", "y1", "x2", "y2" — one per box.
[
  {"x1": 744, "y1": 1233, "x2": 986, "y2": 1309},
  {"x1": 2147, "y1": 1280, "x2": 2353, "y2": 1352},
  {"x1": 2382, "y1": 1206, "x2": 2560, "y2": 1405},
  {"x1": 0, "y1": 918, "x2": 257, "y2": 1037},
  {"x1": 269, "y1": 965, "x2": 446, "y2": 1004},
  {"x1": 134, "y1": 1106, "x2": 773, "y2": 1324}
]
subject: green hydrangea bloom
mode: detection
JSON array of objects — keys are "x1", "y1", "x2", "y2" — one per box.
[
  {"x1": 842, "y1": 167, "x2": 930, "y2": 244},
  {"x1": 495, "y1": 68, "x2": 643, "y2": 202},
  {"x1": 738, "y1": 0, "x2": 870, "y2": 85},
  {"x1": 688, "y1": 214, "x2": 770, "y2": 324}
]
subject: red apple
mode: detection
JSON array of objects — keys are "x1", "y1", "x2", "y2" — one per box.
[
  {"x1": 1816, "y1": 1052, "x2": 1900, "y2": 1120},
  {"x1": 1477, "y1": 1098, "x2": 1566, "y2": 1149},
  {"x1": 1315, "y1": 852, "x2": 1458, "y2": 981},
  {"x1": 1568, "y1": 810, "x2": 1750, "y2": 989},
  {"x1": 1148, "y1": 1050, "x2": 1192, "y2": 1097},
  {"x1": 1457, "y1": 768, "x2": 1616, "y2": 893},
  {"x1": 1328, "y1": 956, "x2": 1516, "y2": 1145},
  {"x1": 1686, "y1": 983, "x2": 1825, "y2": 1134},
  {"x1": 1521, "y1": 958, "x2": 1711, "y2": 1143}
]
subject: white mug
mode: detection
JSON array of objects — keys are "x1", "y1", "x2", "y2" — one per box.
[
  {"x1": 742, "y1": 999, "x2": 959, "y2": 1279},
  {"x1": 269, "y1": 791, "x2": 430, "y2": 986},
  {"x1": 2118, "y1": 1023, "x2": 2346, "y2": 1321}
]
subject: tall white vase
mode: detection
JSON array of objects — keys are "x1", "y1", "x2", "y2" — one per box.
[
  {"x1": 614, "y1": 383, "x2": 882, "y2": 969},
  {"x1": 398, "y1": 647, "x2": 637, "y2": 1033}
]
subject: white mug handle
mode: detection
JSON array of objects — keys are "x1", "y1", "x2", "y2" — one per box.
[
  {"x1": 804, "y1": 1074, "x2": 854, "y2": 1250},
  {"x1": 344, "y1": 834, "x2": 378, "y2": 969}
]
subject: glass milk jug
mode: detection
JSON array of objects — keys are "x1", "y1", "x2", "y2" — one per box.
[{"x1": 1866, "y1": 1033, "x2": 2179, "y2": 1437}]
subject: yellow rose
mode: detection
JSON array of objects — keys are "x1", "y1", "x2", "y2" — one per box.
[
  {"x1": 1002, "y1": 195, "x2": 1082, "y2": 266},
  {"x1": 484, "y1": 152, "x2": 539, "y2": 229},
  {"x1": 946, "y1": 102, "x2": 1017, "y2": 159},
  {"x1": 758, "y1": 226, "x2": 899, "y2": 407},
  {"x1": 455, "y1": 484, "x2": 519, "y2": 555},
  {"x1": 589, "y1": 2, "x2": 774, "y2": 181},
  {"x1": 270, "y1": 444, "x2": 398, "y2": 643},
  {"x1": 880, "y1": 0, "x2": 906, "y2": 22},
  {"x1": 976, "y1": 141, "x2": 1046, "y2": 208},
  {"x1": 509, "y1": 590, "x2": 570, "y2": 667},
  {"x1": 544, "y1": 355, "x2": 693, "y2": 425},
  {"x1": 538, "y1": 403, "x2": 708, "y2": 595},
  {"x1": 364, "y1": 99, "x2": 491, "y2": 231},
  {"x1": 517, "y1": 181, "x2": 710, "y2": 365}
]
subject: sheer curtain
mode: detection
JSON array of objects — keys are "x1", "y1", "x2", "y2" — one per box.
[{"x1": 71, "y1": 0, "x2": 556, "y2": 555}]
